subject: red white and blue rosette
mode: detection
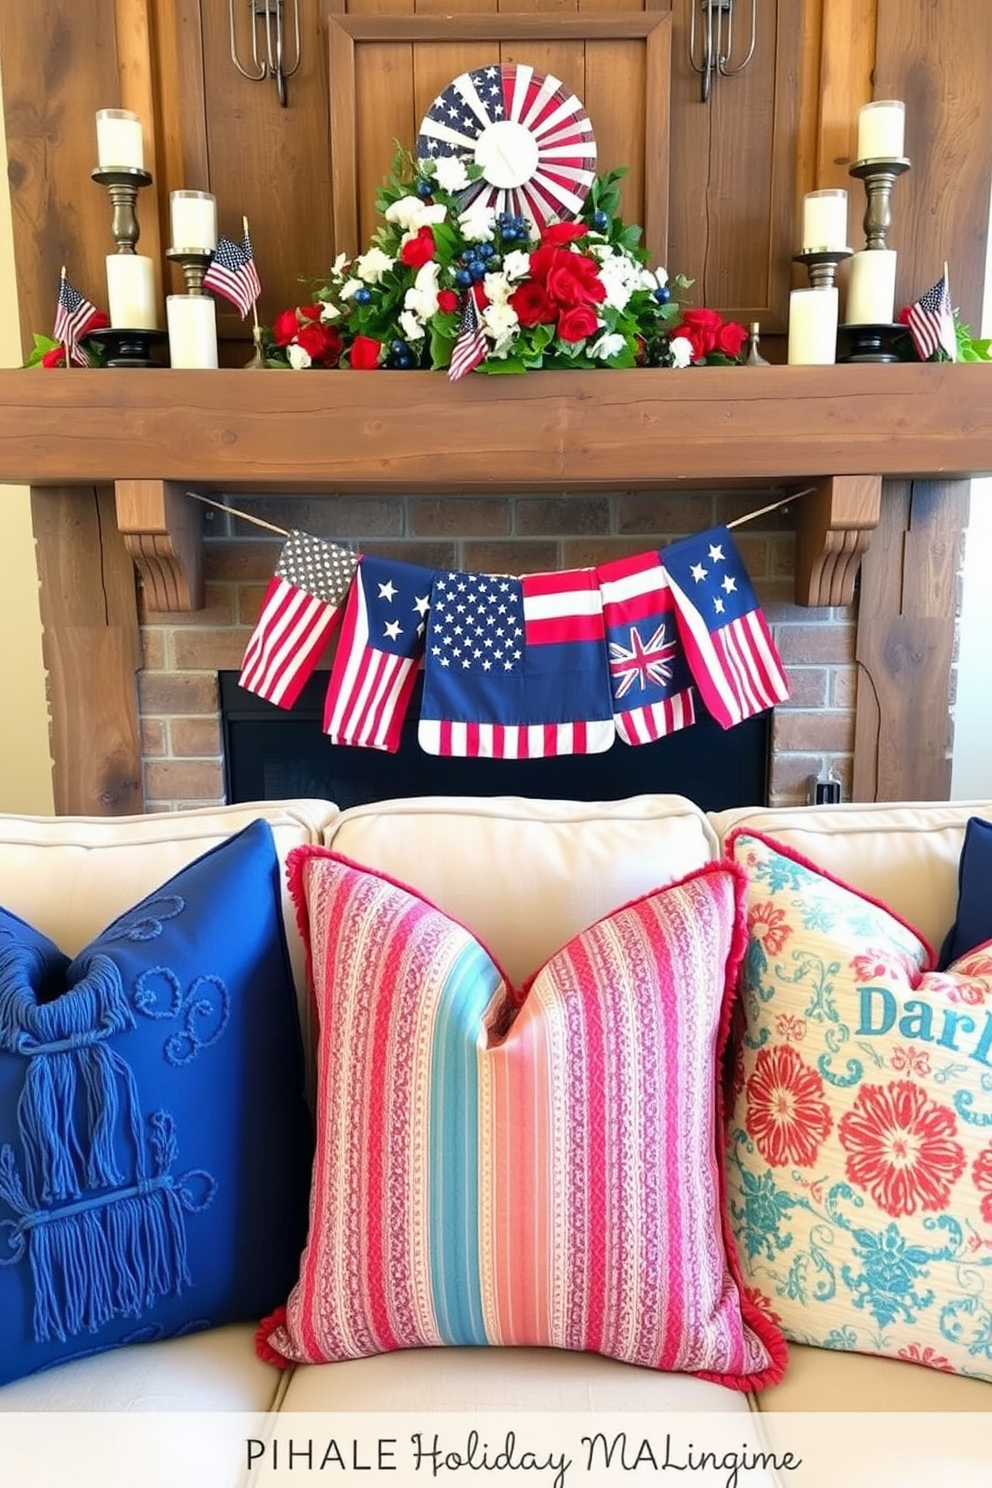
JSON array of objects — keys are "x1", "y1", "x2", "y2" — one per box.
[{"x1": 416, "y1": 63, "x2": 597, "y2": 228}]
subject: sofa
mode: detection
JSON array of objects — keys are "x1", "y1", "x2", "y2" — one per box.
[{"x1": 0, "y1": 792, "x2": 990, "y2": 1479}]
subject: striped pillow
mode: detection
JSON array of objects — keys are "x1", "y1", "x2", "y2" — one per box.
[{"x1": 257, "y1": 848, "x2": 785, "y2": 1389}]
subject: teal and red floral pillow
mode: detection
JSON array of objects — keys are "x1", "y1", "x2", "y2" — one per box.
[{"x1": 726, "y1": 828, "x2": 992, "y2": 1382}]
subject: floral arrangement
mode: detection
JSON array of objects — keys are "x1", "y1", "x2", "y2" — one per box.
[
  {"x1": 893, "y1": 306, "x2": 992, "y2": 363},
  {"x1": 27, "y1": 320, "x2": 109, "y2": 368},
  {"x1": 264, "y1": 153, "x2": 747, "y2": 374}
]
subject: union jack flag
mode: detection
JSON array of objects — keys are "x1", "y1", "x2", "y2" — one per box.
[
  {"x1": 322, "y1": 554, "x2": 433, "y2": 752},
  {"x1": 597, "y1": 551, "x2": 696, "y2": 744},
  {"x1": 418, "y1": 567, "x2": 614, "y2": 758}
]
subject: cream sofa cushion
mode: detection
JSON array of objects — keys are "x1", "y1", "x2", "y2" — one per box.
[
  {"x1": 710, "y1": 801, "x2": 992, "y2": 952},
  {"x1": 756, "y1": 1342, "x2": 992, "y2": 1412},
  {"x1": 325, "y1": 793, "x2": 718, "y2": 985}
]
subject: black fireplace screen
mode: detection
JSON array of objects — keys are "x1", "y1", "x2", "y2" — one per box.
[{"x1": 219, "y1": 672, "x2": 770, "y2": 813}]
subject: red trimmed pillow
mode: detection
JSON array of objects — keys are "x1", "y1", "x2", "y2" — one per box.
[{"x1": 257, "y1": 848, "x2": 785, "y2": 1390}]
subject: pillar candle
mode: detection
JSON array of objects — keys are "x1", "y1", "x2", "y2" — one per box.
[
  {"x1": 170, "y1": 191, "x2": 217, "y2": 252},
  {"x1": 106, "y1": 254, "x2": 157, "y2": 329},
  {"x1": 166, "y1": 295, "x2": 219, "y2": 369},
  {"x1": 787, "y1": 288, "x2": 838, "y2": 366},
  {"x1": 95, "y1": 109, "x2": 144, "y2": 170},
  {"x1": 857, "y1": 100, "x2": 905, "y2": 161},
  {"x1": 846, "y1": 249, "x2": 897, "y2": 325},
  {"x1": 802, "y1": 190, "x2": 849, "y2": 252}
]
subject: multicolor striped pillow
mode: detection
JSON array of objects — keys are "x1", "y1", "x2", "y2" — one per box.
[{"x1": 256, "y1": 848, "x2": 785, "y2": 1389}]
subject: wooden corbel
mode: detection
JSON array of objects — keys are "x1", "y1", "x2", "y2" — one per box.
[
  {"x1": 114, "y1": 479, "x2": 204, "y2": 612},
  {"x1": 793, "y1": 474, "x2": 883, "y2": 607}
]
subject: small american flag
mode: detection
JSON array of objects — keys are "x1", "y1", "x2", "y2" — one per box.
[
  {"x1": 239, "y1": 530, "x2": 358, "y2": 709},
  {"x1": 447, "y1": 292, "x2": 487, "y2": 381},
  {"x1": 662, "y1": 526, "x2": 789, "y2": 729},
  {"x1": 906, "y1": 267, "x2": 956, "y2": 362},
  {"x1": 322, "y1": 554, "x2": 434, "y2": 752},
  {"x1": 53, "y1": 275, "x2": 102, "y2": 366},
  {"x1": 203, "y1": 230, "x2": 262, "y2": 319}
]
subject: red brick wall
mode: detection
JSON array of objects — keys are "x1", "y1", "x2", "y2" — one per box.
[{"x1": 137, "y1": 491, "x2": 858, "y2": 811}]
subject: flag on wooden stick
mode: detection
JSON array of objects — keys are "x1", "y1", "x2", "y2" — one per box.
[
  {"x1": 203, "y1": 228, "x2": 262, "y2": 319},
  {"x1": 905, "y1": 264, "x2": 956, "y2": 361},
  {"x1": 53, "y1": 270, "x2": 103, "y2": 366},
  {"x1": 447, "y1": 291, "x2": 487, "y2": 381}
]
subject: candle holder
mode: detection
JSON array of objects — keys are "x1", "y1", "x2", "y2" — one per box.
[
  {"x1": 85, "y1": 326, "x2": 168, "y2": 369},
  {"x1": 848, "y1": 158, "x2": 911, "y2": 250},
  {"x1": 835, "y1": 322, "x2": 906, "y2": 364},
  {"x1": 793, "y1": 248, "x2": 853, "y2": 292},
  {"x1": 166, "y1": 248, "x2": 213, "y2": 295},
  {"x1": 91, "y1": 165, "x2": 153, "y2": 254}
]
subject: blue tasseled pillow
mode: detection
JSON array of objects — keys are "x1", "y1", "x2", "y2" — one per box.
[
  {"x1": 0, "y1": 819, "x2": 313, "y2": 1386},
  {"x1": 939, "y1": 815, "x2": 992, "y2": 969}
]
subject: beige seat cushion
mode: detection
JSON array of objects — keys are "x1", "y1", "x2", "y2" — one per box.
[{"x1": 756, "y1": 1341, "x2": 992, "y2": 1411}]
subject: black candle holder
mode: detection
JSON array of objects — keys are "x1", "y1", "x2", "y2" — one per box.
[
  {"x1": 835, "y1": 322, "x2": 906, "y2": 364},
  {"x1": 86, "y1": 326, "x2": 169, "y2": 369}
]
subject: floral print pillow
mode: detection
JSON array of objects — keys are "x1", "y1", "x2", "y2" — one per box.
[{"x1": 726, "y1": 829, "x2": 992, "y2": 1383}]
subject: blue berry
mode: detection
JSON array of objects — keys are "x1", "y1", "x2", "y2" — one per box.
[
  {"x1": 470, "y1": 262, "x2": 486, "y2": 281},
  {"x1": 415, "y1": 178, "x2": 433, "y2": 199},
  {"x1": 455, "y1": 267, "x2": 473, "y2": 287},
  {"x1": 353, "y1": 286, "x2": 372, "y2": 305},
  {"x1": 477, "y1": 242, "x2": 493, "y2": 259},
  {"x1": 390, "y1": 339, "x2": 408, "y2": 356},
  {"x1": 654, "y1": 285, "x2": 671, "y2": 304},
  {"x1": 591, "y1": 210, "x2": 610, "y2": 232}
]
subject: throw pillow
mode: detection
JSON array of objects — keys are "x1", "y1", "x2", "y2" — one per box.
[
  {"x1": 0, "y1": 819, "x2": 313, "y2": 1387},
  {"x1": 726, "y1": 828, "x2": 992, "y2": 1383},
  {"x1": 257, "y1": 848, "x2": 786, "y2": 1390},
  {"x1": 940, "y1": 815, "x2": 992, "y2": 968}
]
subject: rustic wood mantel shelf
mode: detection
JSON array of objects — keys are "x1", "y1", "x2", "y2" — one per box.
[{"x1": 2, "y1": 362, "x2": 990, "y2": 609}]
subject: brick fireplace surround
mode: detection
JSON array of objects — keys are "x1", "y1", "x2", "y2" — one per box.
[{"x1": 137, "y1": 488, "x2": 856, "y2": 813}]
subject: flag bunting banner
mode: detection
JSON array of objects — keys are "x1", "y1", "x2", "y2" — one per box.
[
  {"x1": 203, "y1": 231, "x2": 262, "y2": 319},
  {"x1": 418, "y1": 567, "x2": 614, "y2": 758},
  {"x1": 238, "y1": 530, "x2": 358, "y2": 709},
  {"x1": 661, "y1": 525, "x2": 790, "y2": 729},
  {"x1": 53, "y1": 276, "x2": 102, "y2": 366},
  {"x1": 322, "y1": 553, "x2": 434, "y2": 752},
  {"x1": 597, "y1": 550, "x2": 696, "y2": 744}
]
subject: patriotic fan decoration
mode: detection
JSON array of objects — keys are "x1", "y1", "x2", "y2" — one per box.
[{"x1": 415, "y1": 63, "x2": 597, "y2": 230}]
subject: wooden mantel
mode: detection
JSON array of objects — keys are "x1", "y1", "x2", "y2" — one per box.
[{"x1": 3, "y1": 361, "x2": 991, "y2": 613}]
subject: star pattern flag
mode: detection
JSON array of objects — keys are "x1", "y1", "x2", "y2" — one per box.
[
  {"x1": 202, "y1": 231, "x2": 262, "y2": 319},
  {"x1": 53, "y1": 276, "x2": 102, "y2": 366},
  {"x1": 415, "y1": 63, "x2": 596, "y2": 229},
  {"x1": 418, "y1": 567, "x2": 614, "y2": 758},
  {"x1": 448, "y1": 292, "x2": 487, "y2": 381},
  {"x1": 905, "y1": 267, "x2": 956, "y2": 362},
  {"x1": 597, "y1": 551, "x2": 696, "y2": 744},
  {"x1": 238, "y1": 530, "x2": 358, "y2": 709},
  {"x1": 323, "y1": 554, "x2": 434, "y2": 752},
  {"x1": 662, "y1": 526, "x2": 789, "y2": 729}
]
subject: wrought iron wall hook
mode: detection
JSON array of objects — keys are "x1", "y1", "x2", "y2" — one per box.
[
  {"x1": 687, "y1": 0, "x2": 756, "y2": 104},
  {"x1": 229, "y1": 0, "x2": 301, "y2": 108}
]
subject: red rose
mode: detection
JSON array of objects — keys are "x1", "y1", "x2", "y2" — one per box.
[
  {"x1": 716, "y1": 319, "x2": 749, "y2": 359},
  {"x1": 437, "y1": 288, "x2": 459, "y2": 314},
  {"x1": 299, "y1": 303, "x2": 323, "y2": 323},
  {"x1": 509, "y1": 280, "x2": 555, "y2": 327},
  {"x1": 272, "y1": 308, "x2": 301, "y2": 347},
  {"x1": 677, "y1": 307, "x2": 723, "y2": 359},
  {"x1": 556, "y1": 304, "x2": 600, "y2": 343},
  {"x1": 349, "y1": 334, "x2": 382, "y2": 370},
  {"x1": 541, "y1": 222, "x2": 587, "y2": 246},
  {"x1": 88, "y1": 310, "x2": 110, "y2": 332},
  {"x1": 41, "y1": 346, "x2": 67, "y2": 367},
  {"x1": 896, "y1": 305, "x2": 912, "y2": 326},
  {"x1": 400, "y1": 226, "x2": 436, "y2": 270},
  {"x1": 296, "y1": 321, "x2": 343, "y2": 368},
  {"x1": 544, "y1": 248, "x2": 605, "y2": 308}
]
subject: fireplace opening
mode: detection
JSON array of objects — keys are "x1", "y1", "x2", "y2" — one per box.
[{"x1": 219, "y1": 672, "x2": 771, "y2": 812}]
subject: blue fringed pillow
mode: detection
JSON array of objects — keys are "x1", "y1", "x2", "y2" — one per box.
[
  {"x1": 0, "y1": 819, "x2": 313, "y2": 1387},
  {"x1": 939, "y1": 815, "x2": 992, "y2": 969}
]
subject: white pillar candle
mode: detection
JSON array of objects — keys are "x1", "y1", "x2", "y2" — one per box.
[
  {"x1": 802, "y1": 190, "x2": 849, "y2": 252},
  {"x1": 106, "y1": 254, "x2": 157, "y2": 329},
  {"x1": 787, "y1": 288, "x2": 838, "y2": 365},
  {"x1": 170, "y1": 191, "x2": 217, "y2": 252},
  {"x1": 857, "y1": 100, "x2": 905, "y2": 161},
  {"x1": 166, "y1": 295, "x2": 219, "y2": 369},
  {"x1": 846, "y1": 249, "x2": 897, "y2": 324},
  {"x1": 95, "y1": 109, "x2": 144, "y2": 170}
]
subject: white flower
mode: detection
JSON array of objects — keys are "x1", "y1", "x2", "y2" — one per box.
[
  {"x1": 340, "y1": 277, "x2": 365, "y2": 300},
  {"x1": 501, "y1": 250, "x2": 531, "y2": 283},
  {"x1": 433, "y1": 155, "x2": 470, "y2": 193},
  {"x1": 591, "y1": 331, "x2": 627, "y2": 361},
  {"x1": 481, "y1": 301, "x2": 520, "y2": 357},
  {"x1": 404, "y1": 260, "x2": 441, "y2": 321},
  {"x1": 286, "y1": 342, "x2": 312, "y2": 370},
  {"x1": 482, "y1": 271, "x2": 512, "y2": 306},
  {"x1": 384, "y1": 195, "x2": 447, "y2": 231},
  {"x1": 596, "y1": 257, "x2": 636, "y2": 312},
  {"x1": 640, "y1": 264, "x2": 669, "y2": 292},
  {"x1": 399, "y1": 309, "x2": 426, "y2": 342},
  {"x1": 354, "y1": 248, "x2": 394, "y2": 284},
  {"x1": 330, "y1": 252, "x2": 350, "y2": 279},
  {"x1": 319, "y1": 302, "x2": 341, "y2": 323},
  {"x1": 669, "y1": 335, "x2": 693, "y2": 368},
  {"x1": 458, "y1": 203, "x2": 496, "y2": 242}
]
